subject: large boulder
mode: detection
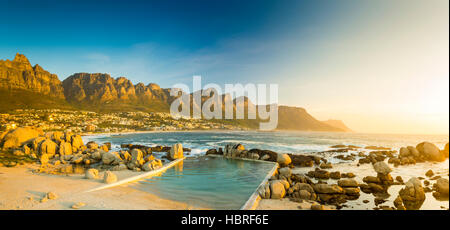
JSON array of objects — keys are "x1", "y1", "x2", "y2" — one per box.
[
  {"x1": 52, "y1": 131, "x2": 64, "y2": 143},
  {"x1": 338, "y1": 179, "x2": 358, "y2": 188},
  {"x1": 434, "y1": 178, "x2": 449, "y2": 197},
  {"x1": 399, "y1": 147, "x2": 410, "y2": 158},
  {"x1": 399, "y1": 177, "x2": 425, "y2": 210},
  {"x1": 312, "y1": 184, "x2": 344, "y2": 194},
  {"x1": 279, "y1": 167, "x2": 291, "y2": 178},
  {"x1": 168, "y1": 143, "x2": 184, "y2": 160},
  {"x1": 102, "y1": 151, "x2": 121, "y2": 165},
  {"x1": 269, "y1": 180, "x2": 286, "y2": 199},
  {"x1": 373, "y1": 161, "x2": 392, "y2": 175},
  {"x1": 277, "y1": 153, "x2": 291, "y2": 166},
  {"x1": 142, "y1": 159, "x2": 163, "y2": 171},
  {"x1": 86, "y1": 141, "x2": 98, "y2": 150},
  {"x1": 407, "y1": 146, "x2": 420, "y2": 158},
  {"x1": 71, "y1": 135, "x2": 84, "y2": 151},
  {"x1": 416, "y1": 142, "x2": 445, "y2": 162},
  {"x1": 103, "y1": 171, "x2": 117, "y2": 184},
  {"x1": 58, "y1": 141, "x2": 72, "y2": 155},
  {"x1": 40, "y1": 139, "x2": 57, "y2": 156},
  {"x1": 442, "y1": 143, "x2": 449, "y2": 158},
  {"x1": 1, "y1": 127, "x2": 42, "y2": 149},
  {"x1": 85, "y1": 168, "x2": 99, "y2": 179},
  {"x1": 127, "y1": 149, "x2": 144, "y2": 169},
  {"x1": 31, "y1": 137, "x2": 46, "y2": 152}
]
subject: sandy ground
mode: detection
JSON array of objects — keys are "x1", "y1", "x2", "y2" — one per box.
[{"x1": 0, "y1": 164, "x2": 198, "y2": 210}]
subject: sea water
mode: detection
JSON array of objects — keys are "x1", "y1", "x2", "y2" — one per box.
[{"x1": 83, "y1": 131, "x2": 449, "y2": 210}]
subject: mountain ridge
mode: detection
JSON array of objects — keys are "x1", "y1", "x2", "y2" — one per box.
[{"x1": 0, "y1": 53, "x2": 351, "y2": 132}]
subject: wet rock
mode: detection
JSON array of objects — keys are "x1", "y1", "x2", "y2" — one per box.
[
  {"x1": 442, "y1": 143, "x2": 449, "y2": 158},
  {"x1": 399, "y1": 147, "x2": 410, "y2": 158},
  {"x1": 86, "y1": 141, "x2": 98, "y2": 150},
  {"x1": 142, "y1": 159, "x2": 163, "y2": 171},
  {"x1": 71, "y1": 135, "x2": 84, "y2": 151},
  {"x1": 205, "y1": 149, "x2": 218, "y2": 155},
  {"x1": 373, "y1": 161, "x2": 392, "y2": 175},
  {"x1": 433, "y1": 178, "x2": 449, "y2": 197},
  {"x1": 40, "y1": 139, "x2": 57, "y2": 156},
  {"x1": 388, "y1": 157, "x2": 401, "y2": 166},
  {"x1": 291, "y1": 174, "x2": 312, "y2": 184},
  {"x1": 168, "y1": 143, "x2": 184, "y2": 160},
  {"x1": 330, "y1": 171, "x2": 341, "y2": 179},
  {"x1": 85, "y1": 168, "x2": 99, "y2": 179},
  {"x1": 393, "y1": 196, "x2": 406, "y2": 210},
  {"x1": 338, "y1": 179, "x2": 358, "y2": 188},
  {"x1": 343, "y1": 187, "x2": 360, "y2": 195},
  {"x1": 416, "y1": 142, "x2": 446, "y2": 162},
  {"x1": 366, "y1": 183, "x2": 385, "y2": 193},
  {"x1": 312, "y1": 184, "x2": 344, "y2": 194},
  {"x1": 396, "y1": 176, "x2": 404, "y2": 184},
  {"x1": 374, "y1": 197, "x2": 386, "y2": 206},
  {"x1": 59, "y1": 141, "x2": 72, "y2": 156},
  {"x1": 399, "y1": 177, "x2": 425, "y2": 210},
  {"x1": 102, "y1": 151, "x2": 120, "y2": 165},
  {"x1": 341, "y1": 172, "x2": 356, "y2": 178},
  {"x1": 425, "y1": 169, "x2": 434, "y2": 177},
  {"x1": 270, "y1": 180, "x2": 286, "y2": 199},
  {"x1": 279, "y1": 167, "x2": 292, "y2": 178},
  {"x1": 111, "y1": 163, "x2": 128, "y2": 171},
  {"x1": 277, "y1": 153, "x2": 291, "y2": 167},
  {"x1": 103, "y1": 171, "x2": 117, "y2": 184},
  {"x1": 377, "y1": 173, "x2": 394, "y2": 185},
  {"x1": 308, "y1": 168, "x2": 330, "y2": 179},
  {"x1": 363, "y1": 176, "x2": 381, "y2": 184},
  {"x1": 127, "y1": 149, "x2": 144, "y2": 169},
  {"x1": 320, "y1": 163, "x2": 332, "y2": 169},
  {"x1": 1, "y1": 127, "x2": 42, "y2": 150},
  {"x1": 248, "y1": 149, "x2": 277, "y2": 161},
  {"x1": 407, "y1": 146, "x2": 420, "y2": 158}
]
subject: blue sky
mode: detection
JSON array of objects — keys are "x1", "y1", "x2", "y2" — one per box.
[{"x1": 0, "y1": 0, "x2": 448, "y2": 134}]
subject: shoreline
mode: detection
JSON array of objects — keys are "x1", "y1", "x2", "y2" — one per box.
[{"x1": 0, "y1": 164, "x2": 206, "y2": 210}]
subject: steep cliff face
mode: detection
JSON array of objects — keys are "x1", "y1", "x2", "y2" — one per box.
[
  {"x1": 0, "y1": 53, "x2": 65, "y2": 99},
  {"x1": 62, "y1": 73, "x2": 172, "y2": 112}
]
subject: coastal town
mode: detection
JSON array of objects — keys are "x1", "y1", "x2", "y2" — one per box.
[{"x1": 0, "y1": 109, "x2": 245, "y2": 134}]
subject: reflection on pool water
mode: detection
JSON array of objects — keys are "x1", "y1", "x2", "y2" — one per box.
[{"x1": 132, "y1": 156, "x2": 276, "y2": 210}]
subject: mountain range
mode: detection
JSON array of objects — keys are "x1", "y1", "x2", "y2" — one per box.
[{"x1": 0, "y1": 53, "x2": 351, "y2": 132}]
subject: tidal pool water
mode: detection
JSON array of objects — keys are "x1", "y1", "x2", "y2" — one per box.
[{"x1": 129, "y1": 156, "x2": 275, "y2": 210}]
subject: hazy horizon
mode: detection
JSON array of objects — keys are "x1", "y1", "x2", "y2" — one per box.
[{"x1": 0, "y1": 0, "x2": 448, "y2": 135}]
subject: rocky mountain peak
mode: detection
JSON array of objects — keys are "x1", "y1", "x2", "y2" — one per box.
[
  {"x1": 0, "y1": 53, "x2": 65, "y2": 100},
  {"x1": 13, "y1": 53, "x2": 29, "y2": 62}
]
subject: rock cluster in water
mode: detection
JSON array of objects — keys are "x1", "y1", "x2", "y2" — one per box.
[{"x1": 206, "y1": 141, "x2": 449, "y2": 210}]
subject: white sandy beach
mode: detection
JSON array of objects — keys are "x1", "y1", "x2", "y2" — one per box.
[{"x1": 0, "y1": 164, "x2": 202, "y2": 210}]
